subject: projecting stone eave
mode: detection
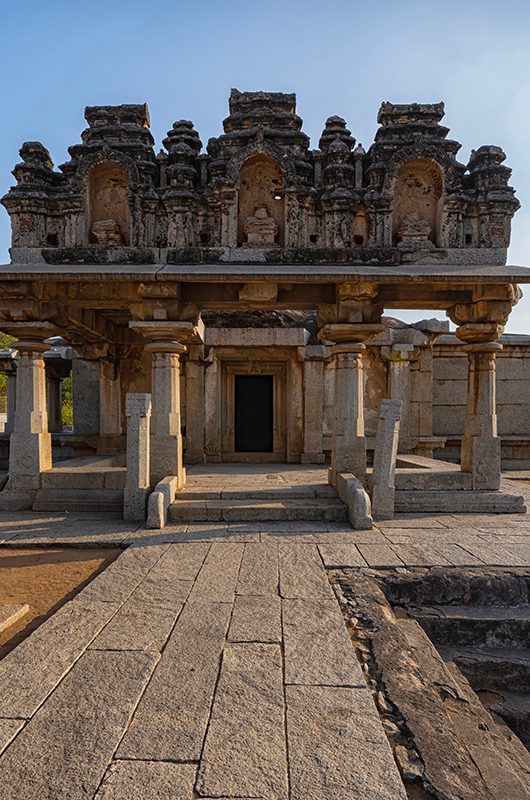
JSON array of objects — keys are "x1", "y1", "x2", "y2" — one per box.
[{"x1": 0, "y1": 261, "x2": 530, "y2": 284}]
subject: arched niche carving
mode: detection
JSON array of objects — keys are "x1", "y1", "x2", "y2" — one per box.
[
  {"x1": 238, "y1": 155, "x2": 284, "y2": 247},
  {"x1": 87, "y1": 161, "x2": 131, "y2": 245},
  {"x1": 392, "y1": 158, "x2": 443, "y2": 247}
]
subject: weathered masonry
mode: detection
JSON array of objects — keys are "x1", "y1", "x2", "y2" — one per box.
[{"x1": 0, "y1": 90, "x2": 529, "y2": 518}]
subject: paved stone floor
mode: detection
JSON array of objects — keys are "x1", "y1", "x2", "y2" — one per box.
[{"x1": 0, "y1": 466, "x2": 529, "y2": 798}]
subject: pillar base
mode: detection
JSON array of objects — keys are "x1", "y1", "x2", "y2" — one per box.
[
  {"x1": 301, "y1": 452, "x2": 325, "y2": 464},
  {"x1": 0, "y1": 489, "x2": 37, "y2": 511}
]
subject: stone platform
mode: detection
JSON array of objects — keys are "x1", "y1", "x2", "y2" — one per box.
[{"x1": 0, "y1": 470, "x2": 529, "y2": 797}]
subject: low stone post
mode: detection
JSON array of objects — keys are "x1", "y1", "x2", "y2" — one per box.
[
  {"x1": 371, "y1": 399, "x2": 402, "y2": 521},
  {"x1": 461, "y1": 342, "x2": 502, "y2": 490},
  {"x1": 124, "y1": 392, "x2": 152, "y2": 521}
]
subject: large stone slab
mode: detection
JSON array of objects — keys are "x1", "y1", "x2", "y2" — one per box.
[
  {"x1": 236, "y1": 542, "x2": 279, "y2": 595},
  {"x1": 187, "y1": 542, "x2": 244, "y2": 602},
  {"x1": 356, "y1": 543, "x2": 405, "y2": 567},
  {"x1": 279, "y1": 543, "x2": 334, "y2": 600},
  {"x1": 228, "y1": 595, "x2": 281, "y2": 643},
  {"x1": 286, "y1": 685, "x2": 407, "y2": 800},
  {"x1": 197, "y1": 643, "x2": 288, "y2": 799},
  {"x1": 130, "y1": 542, "x2": 209, "y2": 607},
  {"x1": 282, "y1": 598, "x2": 364, "y2": 687},
  {"x1": 95, "y1": 761, "x2": 196, "y2": 799},
  {"x1": 117, "y1": 600, "x2": 232, "y2": 761},
  {"x1": 0, "y1": 597, "x2": 120, "y2": 718},
  {"x1": 80, "y1": 544, "x2": 169, "y2": 603},
  {"x1": 317, "y1": 543, "x2": 367, "y2": 568},
  {"x1": 89, "y1": 598, "x2": 183, "y2": 652},
  {"x1": 0, "y1": 719, "x2": 24, "y2": 756},
  {"x1": 0, "y1": 650, "x2": 158, "y2": 800},
  {"x1": 0, "y1": 603, "x2": 29, "y2": 634}
]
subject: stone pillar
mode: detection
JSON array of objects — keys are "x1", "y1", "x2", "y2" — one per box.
[
  {"x1": 185, "y1": 345, "x2": 206, "y2": 464},
  {"x1": 301, "y1": 345, "x2": 327, "y2": 464},
  {"x1": 72, "y1": 355, "x2": 100, "y2": 436},
  {"x1": 371, "y1": 399, "x2": 402, "y2": 520},
  {"x1": 461, "y1": 341, "x2": 502, "y2": 490},
  {"x1": 99, "y1": 359, "x2": 121, "y2": 436},
  {"x1": 46, "y1": 373, "x2": 63, "y2": 433},
  {"x1": 147, "y1": 341, "x2": 186, "y2": 487},
  {"x1": 388, "y1": 344, "x2": 414, "y2": 453},
  {"x1": 330, "y1": 343, "x2": 366, "y2": 481},
  {"x1": 5, "y1": 373, "x2": 16, "y2": 435},
  {"x1": 7, "y1": 340, "x2": 52, "y2": 492},
  {"x1": 319, "y1": 323, "x2": 384, "y2": 486},
  {"x1": 123, "y1": 392, "x2": 151, "y2": 521}
]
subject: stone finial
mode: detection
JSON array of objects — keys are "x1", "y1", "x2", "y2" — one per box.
[
  {"x1": 163, "y1": 119, "x2": 202, "y2": 156},
  {"x1": 318, "y1": 116, "x2": 355, "y2": 152}
]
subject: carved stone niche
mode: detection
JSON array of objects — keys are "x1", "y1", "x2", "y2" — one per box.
[
  {"x1": 87, "y1": 161, "x2": 131, "y2": 245},
  {"x1": 238, "y1": 155, "x2": 284, "y2": 246},
  {"x1": 392, "y1": 158, "x2": 443, "y2": 247}
]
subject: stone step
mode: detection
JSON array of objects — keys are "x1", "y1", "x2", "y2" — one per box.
[
  {"x1": 393, "y1": 471, "x2": 472, "y2": 491},
  {"x1": 439, "y1": 645, "x2": 530, "y2": 694},
  {"x1": 179, "y1": 485, "x2": 338, "y2": 501},
  {"x1": 32, "y1": 488, "x2": 123, "y2": 512},
  {"x1": 411, "y1": 605, "x2": 530, "y2": 649},
  {"x1": 488, "y1": 690, "x2": 530, "y2": 750},
  {"x1": 168, "y1": 497, "x2": 347, "y2": 523},
  {"x1": 40, "y1": 467, "x2": 125, "y2": 491},
  {"x1": 395, "y1": 490, "x2": 526, "y2": 514}
]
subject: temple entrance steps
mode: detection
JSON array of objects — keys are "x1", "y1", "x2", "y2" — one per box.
[
  {"x1": 32, "y1": 456, "x2": 125, "y2": 512},
  {"x1": 168, "y1": 463, "x2": 348, "y2": 524}
]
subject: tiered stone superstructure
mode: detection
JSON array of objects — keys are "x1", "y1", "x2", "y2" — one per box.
[
  {"x1": 0, "y1": 90, "x2": 528, "y2": 519},
  {"x1": 2, "y1": 91, "x2": 519, "y2": 261}
]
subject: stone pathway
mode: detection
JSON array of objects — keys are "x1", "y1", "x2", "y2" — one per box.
[{"x1": 0, "y1": 467, "x2": 529, "y2": 797}]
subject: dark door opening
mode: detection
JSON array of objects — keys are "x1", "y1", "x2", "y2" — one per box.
[{"x1": 234, "y1": 375, "x2": 274, "y2": 452}]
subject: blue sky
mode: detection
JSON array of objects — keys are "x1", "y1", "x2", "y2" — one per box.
[{"x1": 1, "y1": 0, "x2": 530, "y2": 330}]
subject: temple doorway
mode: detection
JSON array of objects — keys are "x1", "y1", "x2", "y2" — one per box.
[
  {"x1": 221, "y1": 362, "x2": 287, "y2": 462},
  {"x1": 234, "y1": 375, "x2": 274, "y2": 453}
]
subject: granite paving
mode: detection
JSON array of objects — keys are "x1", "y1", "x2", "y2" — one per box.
[{"x1": 0, "y1": 466, "x2": 529, "y2": 797}]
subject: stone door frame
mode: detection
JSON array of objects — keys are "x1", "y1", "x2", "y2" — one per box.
[{"x1": 221, "y1": 360, "x2": 287, "y2": 462}]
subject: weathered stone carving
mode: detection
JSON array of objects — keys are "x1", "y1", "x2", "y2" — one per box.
[
  {"x1": 1, "y1": 92, "x2": 519, "y2": 261},
  {"x1": 397, "y1": 212, "x2": 434, "y2": 249},
  {"x1": 243, "y1": 205, "x2": 278, "y2": 246},
  {"x1": 91, "y1": 219, "x2": 123, "y2": 246}
]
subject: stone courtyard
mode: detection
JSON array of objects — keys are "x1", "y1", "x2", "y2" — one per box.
[
  {"x1": 0, "y1": 467, "x2": 529, "y2": 798},
  {"x1": 0, "y1": 89, "x2": 529, "y2": 796}
]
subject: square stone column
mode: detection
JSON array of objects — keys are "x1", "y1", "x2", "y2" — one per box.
[
  {"x1": 124, "y1": 392, "x2": 152, "y2": 521},
  {"x1": 129, "y1": 320, "x2": 204, "y2": 486},
  {"x1": 461, "y1": 341, "x2": 502, "y2": 490},
  {"x1": 147, "y1": 342, "x2": 186, "y2": 487},
  {"x1": 46, "y1": 374, "x2": 63, "y2": 433},
  {"x1": 301, "y1": 345, "x2": 327, "y2": 464},
  {"x1": 185, "y1": 345, "x2": 206, "y2": 464},
  {"x1": 319, "y1": 324, "x2": 384, "y2": 486},
  {"x1": 5, "y1": 373, "x2": 16, "y2": 435},
  {"x1": 4, "y1": 339, "x2": 52, "y2": 500},
  {"x1": 388, "y1": 344, "x2": 414, "y2": 453}
]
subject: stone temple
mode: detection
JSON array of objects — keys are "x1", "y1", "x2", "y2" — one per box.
[{"x1": 0, "y1": 89, "x2": 529, "y2": 525}]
